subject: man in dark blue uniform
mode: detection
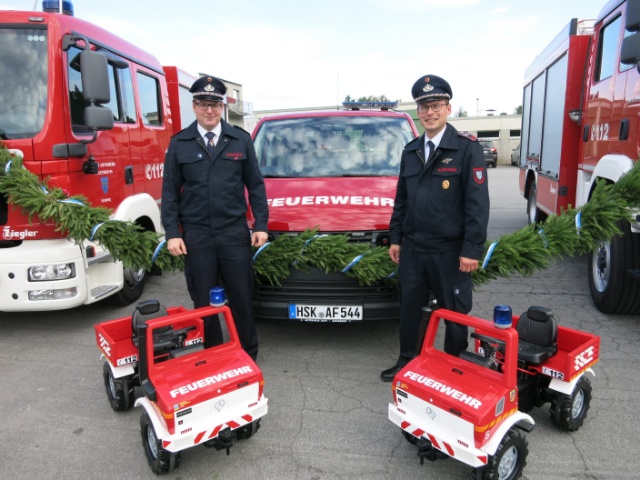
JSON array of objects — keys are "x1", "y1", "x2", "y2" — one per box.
[
  {"x1": 381, "y1": 74, "x2": 490, "y2": 381},
  {"x1": 161, "y1": 75, "x2": 269, "y2": 361}
]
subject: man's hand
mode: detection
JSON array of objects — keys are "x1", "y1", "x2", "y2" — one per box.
[
  {"x1": 167, "y1": 237, "x2": 187, "y2": 256},
  {"x1": 459, "y1": 256, "x2": 479, "y2": 273},
  {"x1": 252, "y1": 231, "x2": 268, "y2": 248},
  {"x1": 389, "y1": 244, "x2": 401, "y2": 264}
]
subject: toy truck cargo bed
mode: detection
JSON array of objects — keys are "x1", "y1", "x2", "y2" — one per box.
[{"x1": 95, "y1": 305, "x2": 202, "y2": 374}]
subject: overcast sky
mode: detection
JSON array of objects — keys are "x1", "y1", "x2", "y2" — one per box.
[{"x1": 2, "y1": 0, "x2": 609, "y2": 115}]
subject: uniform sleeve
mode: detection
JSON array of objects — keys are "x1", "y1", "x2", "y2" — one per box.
[
  {"x1": 461, "y1": 140, "x2": 490, "y2": 260},
  {"x1": 389, "y1": 150, "x2": 408, "y2": 245},
  {"x1": 242, "y1": 137, "x2": 269, "y2": 232},
  {"x1": 161, "y1": 140, "x2": 183, "y2": 240}
]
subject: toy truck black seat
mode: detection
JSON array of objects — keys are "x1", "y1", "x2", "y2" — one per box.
[
  {"x1": 516, "y1": 306, "x2": 558, "y2": 365},
  {"x1": 131, "y1": 300, "x2": 172, "y2": 353}
]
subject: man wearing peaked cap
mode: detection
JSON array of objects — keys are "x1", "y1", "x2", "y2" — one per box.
[
  {"x1": 381, "y1": 74, "x2": 490, "y2": 382},
  {"x1": 189, "y1": 75, "x2": 227, "y2": 100},
  {"x1": 161, "y1": 74, "x2": 269, "y2": 362},
  {"x1": 411, "y1": 74, "x2": 452, "y2": 103}
]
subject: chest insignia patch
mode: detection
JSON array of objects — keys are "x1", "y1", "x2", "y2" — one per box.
[
  {"x1": 473, "y1": 167, "x2": 485, "y2": 184},
  {"x1": 442, "y1": 180, "x2": 450, "y2": 190},
  {"x1": 224, "y1": 152, "x2": 243, "y2": 160},
  {"x1": 441, "y1": 158, "x2": 453, "y2": 164}
]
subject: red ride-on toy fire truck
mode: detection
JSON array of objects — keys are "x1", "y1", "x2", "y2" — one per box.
[
  {"x1": 95, "y1": 299, "x2": 268, "y2": 474},
  {"x1": 388, "y1": 306, "x2": 599, "y2": 480}
]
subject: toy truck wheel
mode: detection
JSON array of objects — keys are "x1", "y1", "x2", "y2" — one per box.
[
  {"x1": 550, "y1": 376, "x2": 592, "y2": 432},
  {"x1": 102, "y1": 362, "x2": 134, "y2": 411},
  {"x1": 480, "y1": 428, "x2": 528, "y2": 480},
  {"x1": 236, "y1": 418, "x2": 261, "y2": 440},
  {"x1": 140, "y1": 411, "x2": 181, "y2": 474}
]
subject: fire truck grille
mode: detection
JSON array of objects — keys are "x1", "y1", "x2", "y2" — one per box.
[
  {"x1": 272, "y1": 230, "x2": 386, "y2": 245},
  {"x1": 254, "y1": 267, "x2": 397, "y2": 302}
]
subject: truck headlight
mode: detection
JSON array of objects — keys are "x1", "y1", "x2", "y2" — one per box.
[{"x1": 28, "y1": 263, "x2": 76, "y2": 281}]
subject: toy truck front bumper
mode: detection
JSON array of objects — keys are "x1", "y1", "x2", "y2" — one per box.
[
  {"x1": 143, "y1": 394, "x2": 268, "y2": 454},
  {"x1": 388, "y1": 403, "x2": 489, "y2": 469}
]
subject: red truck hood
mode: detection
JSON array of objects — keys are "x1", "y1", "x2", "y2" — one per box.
[
  {"x1": 397, "y1": 355, "x2": 512, "y2": 427},
  {"x1": 153, "y1": 351, "x2": 261, "y2": 413},
  {"x1": 264, "y1": 176, "x2": 397, "y2": 232}
]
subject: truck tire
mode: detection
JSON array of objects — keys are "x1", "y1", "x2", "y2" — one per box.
[
  {"x1": 588, "y1": 220, "x2": 640, "y2": 314},
  {"x1": 102, "y1": 362, "x2": 134, "y2": 411},
  {"x1": 527, "y1": 182, "x2": 547, "y2": 225},
  {"x1": 108, "y1": 266, "x2": 146, "y2": 306},
  {"x1": 140, "y1": 411, "x2": 181, "y2": 474},
  {"x1": 480, "y1": 428, "x2": 528, "y2": 480},
  {"x1": 549, "y1": 376, "x2": 592, "y2": 432}
]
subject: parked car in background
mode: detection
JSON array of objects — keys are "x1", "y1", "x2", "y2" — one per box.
[
  {"x1": 480, "y1": 140, "x2": 497, "y2": 168},
  {"x1": 511, "y1": 142, "x2": 521, "y2": 165}
]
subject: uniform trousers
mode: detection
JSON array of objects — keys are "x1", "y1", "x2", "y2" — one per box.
[
  {"x1": 397, "y1": 242, "x2": 473, "y2": 365},
  {"x1": 182, "y1": 223, "x2": 258, "y2": 358}
]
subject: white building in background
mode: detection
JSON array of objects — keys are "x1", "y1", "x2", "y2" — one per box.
[{"x1": 248, "y1": 101, "x2": 522, "y2": 166}]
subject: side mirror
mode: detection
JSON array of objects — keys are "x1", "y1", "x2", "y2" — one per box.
[
  {"x1": 80, "y1": 48, "x2": 110, "y2": 104},
  {"x1": 626, "y1": 0, "x2": 640, "y2": 32},
  {"x1": 620, "y1": 31, "x2": 640, "y2": 65},
  {"x1": 84, "y1": 105, "x2": 114, "y2": 131}
]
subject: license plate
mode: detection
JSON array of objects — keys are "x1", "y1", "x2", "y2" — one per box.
[{"x1": 288, "y1": 304, "x2": 363, "y2": 322}]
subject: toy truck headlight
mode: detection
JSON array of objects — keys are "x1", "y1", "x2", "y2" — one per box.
[{"x1": 28, "y1": 263, "x2": 76, "y2": 281}]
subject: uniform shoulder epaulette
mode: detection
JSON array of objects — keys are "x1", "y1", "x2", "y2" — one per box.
[
  {"x1": 233, "y1": 124, "x2": 251, "y2": 135},
  {"x1": 405, "y1": 136, "x2": 421, "y2": 147},
  {"x1": 170, "y1": 127, "x2": 189, "y2": 139},
  {"x1": 458, "y1": 131, "x2": 477, "y2": 141}
]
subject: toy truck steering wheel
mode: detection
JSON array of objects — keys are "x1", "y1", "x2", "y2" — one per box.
[
  {"x1": 154, "y1": 325, "x2": 197, "y2": 350},
  {"x1": 470, "y1": 332, "x2": 506, "y2": 356}
]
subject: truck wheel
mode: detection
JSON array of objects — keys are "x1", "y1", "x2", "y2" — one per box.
[
  {"x1": 527, "y1": 182, "x2": 547, "y2": 225},
  {"x1": 140, "y1": 411, "x2": 181, "y2": 474},
  {"x1": 550, "y1": 376, "x2": 592, "y2": 432},
  {"x1": 588, "y1": 220, "x2": 640, "y2": 314},
  {"x1": 102, "y1": 362, "x2": 134, "y2": 411},
  {"x1": 108, "y1": 266, "x2": 146, "y2": 305},
  {"x1": 236, "y1": 419, "x2": 261, "y2": 440},
  {"x1": 481, "y1": 428, "x2": 528, "y2": 480}
]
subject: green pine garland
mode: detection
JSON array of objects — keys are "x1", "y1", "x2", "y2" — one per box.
[{"x1": 1, "y1": 144, "x2": 639, "y2": 287}]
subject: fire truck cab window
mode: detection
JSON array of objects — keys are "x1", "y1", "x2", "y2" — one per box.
[
  {"x1": 120, "y1": 67, "x2": 137, "y2": 124},
  {"x1": 0, "y1": 26, "x2": 48, "y2": 139},
  {"x1": 596, "y1": 15, "x2": 622, "y2": 82},
  {"x1": 136, "y1": 72, "x2": 162, "y2": 126},
  {"x1": 68, "y1": 46, "x2": 125, "y2": 131}
]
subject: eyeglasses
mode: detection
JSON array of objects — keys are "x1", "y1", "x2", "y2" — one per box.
[
  {"x1": 417, "y1": 103, "x2": 448, "y2": 113},
  {"x1": 194, "y1": 101, "x2": 224, "y2": 112}
]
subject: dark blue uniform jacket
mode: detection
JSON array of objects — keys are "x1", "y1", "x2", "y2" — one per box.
[
  {"x1": 161, "y1": 119, "x2": 269, "y2": 240},
  {"x1": 389, "y1": 124, "x2": 489, "y2": 260}
]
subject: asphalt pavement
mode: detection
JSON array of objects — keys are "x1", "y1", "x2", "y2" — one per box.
[{"x1": 1, "y1": 166, "x2": 638, "y2": 479}]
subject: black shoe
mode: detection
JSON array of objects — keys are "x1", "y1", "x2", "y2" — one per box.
[{"x1": 380, "y1": 364, "x2": 403, "y2": 382}]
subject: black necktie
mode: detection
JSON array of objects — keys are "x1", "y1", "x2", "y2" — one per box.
[
  {"x1": 426, "y1": 140, "x2": 435, "y2": 163},
  {"x1": 205, "y1": 131, "x2": 216, "y2": 157}
]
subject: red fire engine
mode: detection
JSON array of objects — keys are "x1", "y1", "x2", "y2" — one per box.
[
  {"x1": 0, "y1": 2, "x2": 201, "y2": 311},
  {"x1": 519, "y1": 0, "x2": 640, "y2": 314}
]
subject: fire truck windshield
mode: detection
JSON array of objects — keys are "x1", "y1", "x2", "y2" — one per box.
[
  {"x1": 0, "y1": 26, "x2": 48, "y2": 140},
  {"x1": 253, "y1": 116, "x2": 415, "y2": 177}
]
